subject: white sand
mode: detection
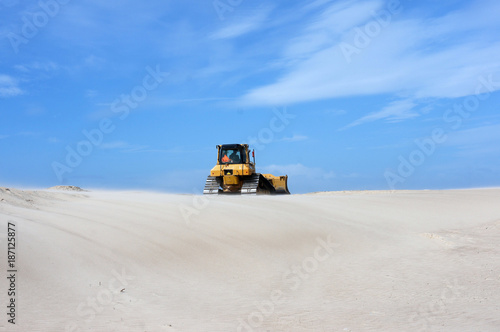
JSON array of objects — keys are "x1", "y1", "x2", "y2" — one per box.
[{"x1": 1, "y1": 187, "x2": 499, "y2": 331}]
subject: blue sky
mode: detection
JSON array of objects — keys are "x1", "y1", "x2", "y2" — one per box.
[{"x1": 1, "y1": 0, "x2": 500, "y2": 193}]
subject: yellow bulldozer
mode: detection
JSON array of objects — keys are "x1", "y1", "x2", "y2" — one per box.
[{"x1": 204, "y1": 144, "x2": 290, "y2": 195}]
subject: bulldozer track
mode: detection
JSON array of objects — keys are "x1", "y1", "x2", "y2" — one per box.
[
  {"x1": 203, "y1": 176, "x2": 220, "y2": 195},
  {"x1": 241, "y1": 174, "x2": 260, "y2": 194},
  {"x1": 203, "y1": 173, "x2": 278, "y2": 195},
  {"x1": 242, "y1": 173, "x2": 277, "y2": 195}
]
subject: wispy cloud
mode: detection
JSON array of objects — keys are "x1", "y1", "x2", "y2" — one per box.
[
  {"x1": 279, "y1": 134, "x2": 308, "y2": 142},
  {"x1": 284, "y1": 0, "x2": 383, "y2": 59},
  {"x1": 446, "y1": 124, "x2": 500, "y2": 147},
  {"x1": 14, "y1": 61, "x2": 59, "y2": 73},
  {"x1": 17, "y1": 131, "x2": 40, "y2": 137},
  {"x1": 84, "y1": 55, "x2": 106, "y2": 69},
  {"x1": 0, "y1": 74, "x2": 23, "y2": 97},
  {"x1": 85, "y1": 90, "x2": 99, "y2": 99},
  {"x1": 100, "y1": 141, "x2": 149, "y2": 152},
  {"x1": 262, "y1": 163, "x2": 335, "y2": 180},
  {"x1": 445, "y1": 123, "x2": 500, "y2": 158},
  {"x1": 99, "y1": 141, "x2": 186, "y2": 154},
  {"x1": 325, "y1": 109, "x2": 347, "y2": 116},
  {"x1": 210, "y1": 6, "x2": 273, "y2": 40},
  {"x1": 239, "y1": 0, "x2": 500, "y2": 106},
  {"x1": 342, "y1": 99, "x2": 418, "y2": 129}
]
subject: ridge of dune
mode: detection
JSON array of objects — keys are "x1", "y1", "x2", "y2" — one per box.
[
  {"x1": 47, "y1": 185, "x2": 86, "y2": 192},
  {"x1": 0, "y1": 188, "x2": 499, "y2": 331}
]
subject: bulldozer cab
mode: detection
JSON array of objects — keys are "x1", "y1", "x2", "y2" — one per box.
[{"x1": 218, "y1": 144, "x2": 248, "y2": 165}]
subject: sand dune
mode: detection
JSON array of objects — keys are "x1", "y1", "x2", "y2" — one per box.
[{"x1": 1, "y1": 187, "x2": 499, "y2": 331}]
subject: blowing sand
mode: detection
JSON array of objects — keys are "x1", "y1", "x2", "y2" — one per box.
[{"x1": 0, "y1": 187, "x2": 499, "y2": 331}]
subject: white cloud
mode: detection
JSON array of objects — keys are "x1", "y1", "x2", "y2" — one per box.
[
  {"x1": 342, "y1": 99, "x2": 418, "y2": 129},
  {"x1": 239, "y1": 0, "x2": 500, "y2": 106},
  {"x1": 17, "y1": 131, "x2": 39, "y2": 137},
  {"x1": 210, "y1": 7, "x2": 273, "y2": 40},
  {"x1": 14, "y1": 62, "x2": 59, "y2": 73},
  {"x1": 99, "y1": 141, "x2": 183, "y2": 154},
  {"x1": 446, "y1": 123, "x2": 500, "y2": 147},
  {"x1": 100, "y1": 141, "x2": 148, "y2": 152},
  {"x1": 13, "y1": 65, "x2": 29, "y2": 73},
  {"x1": 0, "y1": 74, "x2": 23, "y2": 98},
  {"x1": 262, "y1": 163, "x2": 335, "y2": 180},
  {"x1": 302, "y1": 0, "x2": 335, "y2": 11},
  {"x1": 279, "y1": 134, "x2": 308, "y2": 142},
  {"x1": 325, "y1": 109, "x2": 347, "y2": 116},
  {"x1": 85, "y1": 90, "x2": 99, "y2": 98},
  {"x1": 284, "y1": 0, "x2": 383, "y2": 59},
  {"x1": 84, "y1": 55, "x2": 105, "y2": 69}
]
